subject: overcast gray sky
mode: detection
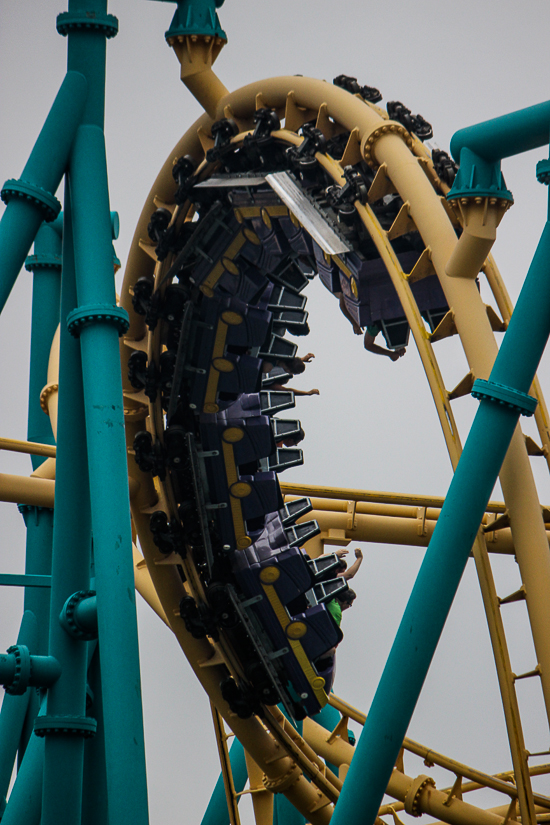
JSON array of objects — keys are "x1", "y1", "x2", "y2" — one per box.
[{"x1": 1, "y1": 1, "x2": 550, "y2": 823}]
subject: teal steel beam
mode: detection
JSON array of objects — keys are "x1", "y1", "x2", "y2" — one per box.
[
  {"x1": 17, "y1": 509, "x2": 55, "y2": 763},
  {"x1": 1, "y1": 723, "x2": 45, "y2": 825},
  {"x1": 0, "y1": 72, "x2": 87, "y2": 314},
  {"x1": 69, "y1": 119, "x2": 148, "y2": 825},
  {"x1": 82, "y1": 646, "x2": 109, "y2": 825},
  {"x1": 39, "y1": 187, "x2": 93, "y2": 825},
  {"x1": 62, "y1": 1, "x2": 149, "y2": 820},
  {"x1": 0, "y1": 574, "x2": 52, "y2": 588},
  {"x1": 25, "y1": 219, "x2": 62, "y2": 468},
  {"x1": 330, "y1": 218, "x2": 550, "y2": 825},
  {"x1": 201, "y1": 738, "x2": 248, "y2": 825},
  {"x1": 16, "y1": 218, "x2": 60, "y2": 757},
  {"x1": 450, "y1": 100, "x2": 550, "y2": 162},
  {"x1": 0, "y1": 611, "x2": 38, "y2": 811}
]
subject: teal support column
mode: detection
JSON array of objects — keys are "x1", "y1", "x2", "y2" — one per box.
[
  {"x1": 16, "y1": 217, "x2": 61, "y2": 760},
  {"x1": 0, "y1": 72, "x2": 86, "y2": 314},
  {"x1": 18, "y1": 507, "x2": 55, "y2": 760},
  {"x1": 0, "y1": 611, "x2": 38, "y2": 812},
  {"x1": 1, "y1": 724, "x2": 44, "y2": 825},
  {"x1": 69, "y1": 119, "x2": 148, "y2": 825},
  {"x1": 61, "y1": 2, "x2": 149, "y2": 821},
  {"x1": 201, "y1": 738, "x2": 248, "y2": 825},
  {"x1": 25, "y1": 219, "x2": 62, "y2": 467},
  {"x1": 39, "y1": 189, "x2": 93, "y2": 825},
  {"x1": 81, "y1": 647, "x2": 108, "y2": 825},
  {"x1": 330, "y1": 220, "x2": 550, "y2": 825}
]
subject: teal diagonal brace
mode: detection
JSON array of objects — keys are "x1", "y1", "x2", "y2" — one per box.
[
  {"x1": 1, "y1": 720, "x2": 45, "y2": 825},
  {"x1": 0, "y1": 71, "x2": 87, "y2": 314},
  {"x1": 330, "y1": 219, "x2": 550, "y2": 825}
]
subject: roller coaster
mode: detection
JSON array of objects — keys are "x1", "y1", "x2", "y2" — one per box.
[{"x1": 1, "y1": 2, "x2": 550, "y2": 824}]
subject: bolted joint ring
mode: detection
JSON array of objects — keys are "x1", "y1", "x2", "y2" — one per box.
[
  {"x1": 471, "y1": 378, "x2": 538, "y2": 417},
  {"x1": 56, "y1": 11, "x2": 118, "y2": 38},
  {"x1": 4, "y1": 644, "x2": 31, "y2": 696},
  {"x1": 39, "y1": 382, "x2": 58, "y2": 414},
  {"x1": 34, "y1": 715, "x2": 97, "y2": 739},
  {"x1": 1, "y1": 178, "x2": 61, "y2": 222},
  {"x1": 59, "y1": 590, "x2": 97, "y2": 641},
  {"x1": 25, "y1": 253, "x2": 62, "y2": 272},
  {"x1": 262, "y1": 762, "x2": 302, "y2": 794},
  {"x1": 361, "y1": 121, "x2": 414, "y2": 168},
  {"x1": 404, "y1": 774, "x2": 436, "y2": 817},
  {"x1": 67, "y1": 304, "x2": 130, "y2": 338}
]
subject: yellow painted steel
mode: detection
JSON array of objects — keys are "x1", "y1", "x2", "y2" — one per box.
[
  {"x1": 243, "y1": 749, "x2": 274, "y2": 825},
  {"x1": 114, "y1": 69, "x2": 550, "y2": 825},
  {"x1": 211, "y1": 705, "x2": 242, "y2": 825},
  {"x1": 303, "y1": 715, "x2": 525, "y2": 825},
  {"x1": 296, "y1": 506, "x2": 549, "y2": 557},
  {"x1": 0, "y1": 473, "x2": 54, "y2": 508},
  {"x1": 327, "y1": 696, "x2": 550, "y2": 811},
  {"x1": 0, "y1": 437, "x2": 56, "y2": 459}
]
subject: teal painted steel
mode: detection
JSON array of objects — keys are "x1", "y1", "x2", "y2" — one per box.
[
  {"x1": 450, "y1": 99, "x2": 550, "y2": 162},
  {"x1": 57, "y1": 2, "x2": 149, "y2": 820},
  {"x1": 447, "y1": 146, "x2": 513, "y2": 203},
  {"x1": 25, "y1": 220, "x2": 62, "y2": 469},
  {"x1": 0, "y1": 72, "x2": 87, "y2": 313},
  {"x1": 64, "y1": 3, "x2": 112, "y2": 131},
  {"x1": 201, "y1": 738, "x2": 247, "y2": 825},
  {"x1": 40, "y1": 190, "x2": 92, "y2": 825},
  {"x1": 1, "y1": 724, "x2": 44, "y2": 825},
  {"x1": 81, "y1": 647, "x2": 109, "y2": 825},
  {"x1": 69, "y1": 121, "x2": 149, "y2": 824},
  {"x1": 0, "y1": 574, "x2": 52, "y2": 588},
  {"x1": 19, "y1": 510, "x2": 54, "y2": 755},
  {"x1": 151, "y1": 0, "x2": 227, "y2": 40},
  {"x1": 0, "y1": 612, "x2": 38, "y2": 810},
  {"x1": 330, "y1": 220, "x2": 550, "y2": 825}
]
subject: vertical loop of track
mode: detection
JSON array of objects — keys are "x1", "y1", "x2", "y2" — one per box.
[{"x1": 121, "y1": 77, "x2": 550, "y2": 825}]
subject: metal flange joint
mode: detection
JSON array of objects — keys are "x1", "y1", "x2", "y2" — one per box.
[{"x1": 471, "y1": 378, "x2": 538, "y2": 417}]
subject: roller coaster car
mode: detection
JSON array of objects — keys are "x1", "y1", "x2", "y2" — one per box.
[{"x1": 230, "y1": 528, "x2": 346, "y2": 716}]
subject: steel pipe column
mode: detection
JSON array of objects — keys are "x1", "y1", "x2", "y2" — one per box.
[
  {"x1": 64, "y1": 2, "x2": 149, "y2": 820},
  {"x1": 39, "y1": 190, "x2": 92, "y2": 825},
  {"x1": 25, "y1": 219, "x2": 62, "y2": 467},
  {"x1": 0, "y1": 611, "x2": 38, "y2": 814},
  {"x1": 330, "y1": 221, "x2": 550, "y2": 825}
]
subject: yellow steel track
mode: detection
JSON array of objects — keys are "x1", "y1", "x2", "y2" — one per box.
[{"x1": 118, "y1": 73, "x2": 550, "y2": 825}]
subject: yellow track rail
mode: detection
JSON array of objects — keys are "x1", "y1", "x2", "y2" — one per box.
[{"x1": 119, "y1": 75, "x2": 550, "y2": 825}]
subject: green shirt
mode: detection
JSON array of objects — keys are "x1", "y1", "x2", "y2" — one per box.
[{"x1": 326, "y1": 599, "x2": 342, "y2": 626}]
